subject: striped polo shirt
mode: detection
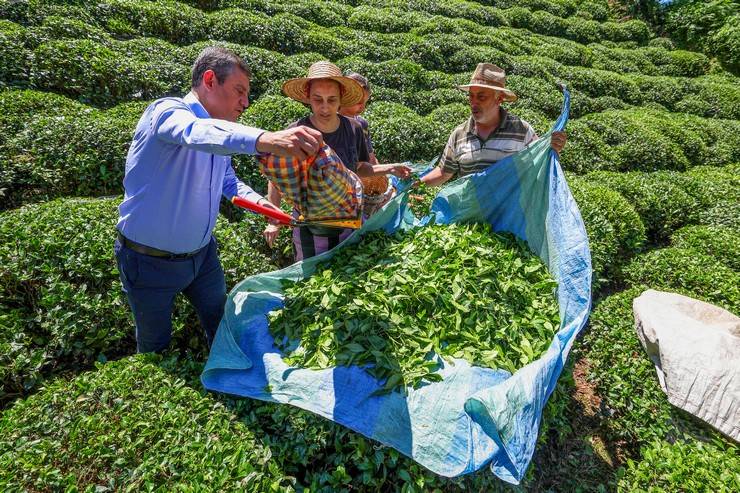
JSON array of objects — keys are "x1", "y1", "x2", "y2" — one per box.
[{"x1": 439, "y1": 108, "x2": 537, "y2": 178}]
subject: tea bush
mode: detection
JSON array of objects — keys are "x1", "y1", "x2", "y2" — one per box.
[
  {"x1": 1, "y1": 101, "x2": 143, "y2": 206},
  {"x1": 95, "y1": 0, "x2": 210, "y2": 44},
  {"x1": 363, "y1": 101, "x2": 438, "y2": 162},
  {"x1": 277, "y1": 0, "x2": 353, "y2": 28},
  {"x1": 686, "y1": 166, "x2": 740, "y2": 229},
  {"x1": 576, "y1": 0, "x2": 610, "y2": 22},
  {"x1": 532, "y1": 34, "x2": 592, "y2": 67},
  {"x1": 30, "y1": 38, "x2": 188, "y2": 106},
  {"x1": 623, "y1": 249, "x2": 740, "y2": 313},
  {"x1": 0, "y1": 197, "x2": 281, "y2": 403},
  {"x1": 240, "y1": 94, "x2": 308, "y2": 132},
  {"x1": 558, "y1": 121, "x2": 618, "y2": 174},
  {"x1": 404, "y1": 88, "x2": 467, "y2": 115},
  {"x1": 425, "y1": 103, "x2": 473, "y2": 149},
  {"x1": 671, "y1": 225, "x2": 740, "y2": 271},
  {"x1": 568, "y1": 176, "x2": 646, "y2": 290},
  {"x1": 0, "y1": 355, "x2": 286, "y2": 491},
  {"x1": 210, "y1": 9, "x2": 304, "y2": 55},
  {"x1": 338, "y1": 56, "x2": 451, "y2": 93},
  {"x1": 347, "y1": 6, "x2": 428, "y2": 33},
  {"x1": 564, "y1": 109, "x2": 740, "y2": 172},
  {"x1": 587, "y1": 171, "x2": 702, "y2": 243},
  {"x1": 24, "y1": 14, "x2": 111, "y2": 47},
  {"x1": 678, "y1": 165, "x2": 739, "y2": 206},
  {"x1": 180, "y1": 41, "x2": 303, "y2": 99},
  {"x1": 619, "y1": 438, "x2": 740, "y2": 492},
  {"x1": 402, "y1": 34, "x2": 469, "y2": 73},
  {"x1": 0, "y1": 198, "x2": 132, "y2": 403},
  {"x1": 0, "y1": 88, "x2": 83, "y2": 138},
  {"x1": 0, "y1": 20, "x2": 31, "y2": 87},
  {"x1": 684, "y1": 77, "x2": 740, "y2": 120}
]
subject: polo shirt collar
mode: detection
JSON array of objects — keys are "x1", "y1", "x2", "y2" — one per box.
[{"x1": 184, "y1": 91, "x2": 211, "y2": 119}]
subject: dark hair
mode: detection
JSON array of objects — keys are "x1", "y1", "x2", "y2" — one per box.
[
  {"x1": 345, "y1": 72, "x2": 370, "y2": 94},
  {"x1": 191, "y1": 46, "x2": 251, "y2": 88}
]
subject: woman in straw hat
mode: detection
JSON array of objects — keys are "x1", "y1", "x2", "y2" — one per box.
[
  {"x1": 421, "y1": 63, "x2": 567, "y2": 187},
  {"x1": 263, "y1": 61, "x2": 411, "y2": 259}
]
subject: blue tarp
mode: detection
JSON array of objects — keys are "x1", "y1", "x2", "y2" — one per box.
[{"x1": 202, "y1": 88, "x2": 592, "y2": 483}]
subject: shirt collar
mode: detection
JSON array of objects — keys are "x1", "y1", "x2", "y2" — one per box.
[{"x1": 184, "y1": 92, "x2": 211, "y2": 118}]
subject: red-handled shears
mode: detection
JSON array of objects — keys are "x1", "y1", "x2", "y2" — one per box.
[{"x1": 231, "y1": 196, "x2": 362, "y2": 229}]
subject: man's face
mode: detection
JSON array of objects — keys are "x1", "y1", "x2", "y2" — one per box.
[
  {"x1": 200, "y1": 68, "x2": 250, "y2": 122},
  {"x1": 468, "y1": 87, "x2": 503, "y2": 126},
  {"x1": 309, "y1": 79, "x2": 341, "y2": 125}
]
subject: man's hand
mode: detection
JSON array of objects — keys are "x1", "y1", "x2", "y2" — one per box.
[
  {"x1": 263, "y1": 223, "x2": 281, "y2": 248},
  {"x1": 550, "y1": 131, "x2": 567, "y2": 154},
  {"x1": 256, "y1": 126, "x2": 323, "y2": 161}
]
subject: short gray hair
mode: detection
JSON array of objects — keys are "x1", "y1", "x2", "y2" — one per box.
[{"x1": 191, "y1": 46, "x2": 251, "y2": 88}]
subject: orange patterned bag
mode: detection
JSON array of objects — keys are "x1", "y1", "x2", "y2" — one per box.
[{"x1": 258, "y1": 144, "x2": 363, "y2": 220}]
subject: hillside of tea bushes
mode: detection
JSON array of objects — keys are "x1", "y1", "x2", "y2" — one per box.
[{"x1": 1, "y1": 0, "x2": 738, "y2": 491}]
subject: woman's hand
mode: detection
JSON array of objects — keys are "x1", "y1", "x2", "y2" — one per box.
[
  {"x1": 263, "y1": 223, "x2": 282, "y2": 248},
  {"x1": 384, "y1": 163, "x2": 412, "y2": 179}
]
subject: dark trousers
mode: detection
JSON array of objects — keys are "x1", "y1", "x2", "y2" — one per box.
[{"x1": 114, "y1": 237, "x2": 226, "y2": 353}]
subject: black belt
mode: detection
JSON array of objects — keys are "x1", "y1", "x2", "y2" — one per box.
[{"x1": 117, "y1": 232, "x2": 204, "y2": 259}]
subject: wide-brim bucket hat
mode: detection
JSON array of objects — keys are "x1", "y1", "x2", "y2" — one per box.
[
  {"x1": 457, "y1": 62, "x2": 518, "y2": 102},
  {"x1": 283, "y1": 61, "x2": 365, "y2": 107}
]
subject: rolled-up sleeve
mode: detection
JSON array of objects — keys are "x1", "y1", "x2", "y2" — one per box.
[
  {"x1": 439, "y1": 131, "x2": 459, "y2": 176},
  {"x1": 153, "y1": 100, "x2": 264, "y2": 155}
]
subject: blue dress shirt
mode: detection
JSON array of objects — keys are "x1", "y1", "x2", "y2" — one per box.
[{"x1": 117, "y1": 92, "x2": 265, "y2": 254}]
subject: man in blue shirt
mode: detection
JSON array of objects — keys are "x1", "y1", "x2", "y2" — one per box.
[{"x1": 115, "y1": 46, "x2": 323, "y2": 353}]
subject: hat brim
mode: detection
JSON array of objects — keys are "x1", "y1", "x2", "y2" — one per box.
[
  {"x1": 283, "y1": 76, "x2": 364, "y2": 107},
  {"x1": 457, "y1": 84, "x2": 518, "y2": 102}
]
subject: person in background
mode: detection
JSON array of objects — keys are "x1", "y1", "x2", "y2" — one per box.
[
  {"x1": 263, "y1": 61, "x2": 411, "y2": 259},
  {"x1": 339, "y1": 72, "x2": 378, "y2": 165},
  {"x1": 115, "y1": 46, "x2": 323, "y2": 353},
  {"x1": 421, "y1": 63, "x2": 567, "y2": 187}
]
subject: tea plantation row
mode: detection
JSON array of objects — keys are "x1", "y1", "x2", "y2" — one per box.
[
  {"x1": 2, "y1": 13, "x2": 736, "y2": 113},
  {"x1": 2, "y1": 89, "x2": 738, "y2": 210},
  {"x1": 0, "y1": 0, "x2": 654, "y2": 49}
]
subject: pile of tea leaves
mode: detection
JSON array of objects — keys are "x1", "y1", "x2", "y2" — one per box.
[{"x1": 268, "y1": 223, "x2": 560, "y2": 393}]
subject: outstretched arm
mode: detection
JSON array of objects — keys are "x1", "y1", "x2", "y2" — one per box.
[{"x1": 420, "y1": 166, "x2": 454, "y2": 187}]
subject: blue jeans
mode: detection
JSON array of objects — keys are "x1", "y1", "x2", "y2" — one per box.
[{"x1": 114, "y1": 237, "x2": 226, "y2": 353}]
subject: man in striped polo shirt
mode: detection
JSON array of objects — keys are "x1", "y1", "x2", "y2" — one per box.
[{"x1": 422, "y1": 63, "x2": 567, "y2": 186}]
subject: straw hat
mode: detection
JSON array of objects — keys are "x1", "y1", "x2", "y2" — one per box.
[
  {"x1": 282, "y1": 61, "x2": 364, "y2": 107},
  {"x1": 457, "y1": 63, "x2": 517, "y2": 102}
]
